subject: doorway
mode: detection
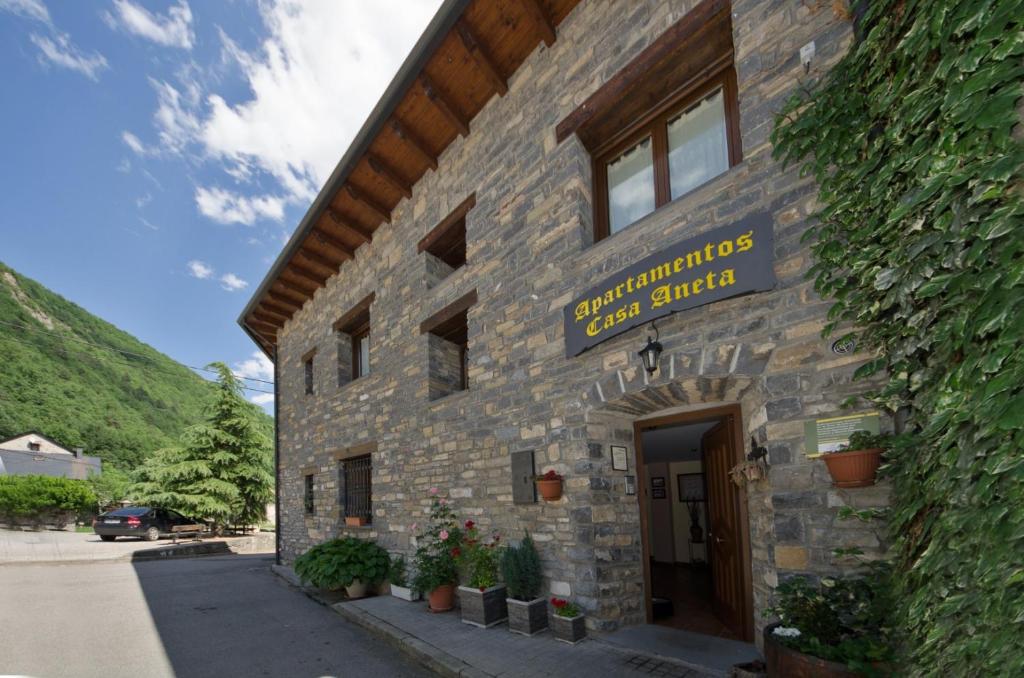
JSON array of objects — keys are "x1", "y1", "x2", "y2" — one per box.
[{"x1": 634, "y1": 405, "x2": 754, "y2": 642}]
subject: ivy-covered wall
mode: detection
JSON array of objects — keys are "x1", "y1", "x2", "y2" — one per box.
[{"x1": 772, "y1": 0, "x2": 1023, "y2": 674}]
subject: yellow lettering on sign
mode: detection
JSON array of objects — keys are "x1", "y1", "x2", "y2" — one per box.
[
  {"x1": 736, "y1": 230, "x2": 753, "y2": 252},
  {"x1": 575, "y1": 301, "x2": 590, "y2": 322}
]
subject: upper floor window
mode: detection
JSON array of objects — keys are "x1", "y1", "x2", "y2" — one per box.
[
  {"x1": 303, "y1": 351, "x2": 316, "y2": 395},
  {"x1": 420, "y1": 290, "x2": 476, "y2": 401},
  {"x1": 27, "y1": 441, "x2": 41, "y2": 451},
  {"x1": 418, "y1": 193, "x2": 474, "y2": 287},
  {"x1": 553, "y1": 1, "x2": 739, "y2": 243},
  {"x1": 335, "y1": 293, "x2": 375, "y2": 387},
  {"x1": 595, "y1": 72, "x2": 739, "y2": 239},
  {"x1": 303, "y1": 474, "x2": 315, "y2": 515}
]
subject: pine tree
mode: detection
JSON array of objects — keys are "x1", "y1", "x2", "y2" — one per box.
[{"x1": 130, "y1": 363, "x2": 273, "y2": 529}]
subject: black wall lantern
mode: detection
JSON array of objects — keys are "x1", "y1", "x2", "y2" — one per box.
[{"x1": 638, "y1": 321, "x2": 663, "y2": 374}]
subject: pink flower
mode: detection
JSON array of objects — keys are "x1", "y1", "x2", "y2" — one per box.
[
  {"x1": 410, "y1": 523, "x2": 418, "y2": 531},
  {"x1": 439, "y1": 530, "x2": 449, "y2": 541},
  {"x1": 439, "y1": 498, "x2": 448, "y2": 505},
  {"x1": 429, "y1": 487, "x2": 439, "y2": 495}
]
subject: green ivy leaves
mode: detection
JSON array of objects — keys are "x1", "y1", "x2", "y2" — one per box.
[{"x1": 772, "y1": 0, "x2": 1024, "y2": 674}]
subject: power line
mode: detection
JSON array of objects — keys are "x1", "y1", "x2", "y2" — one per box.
[
  {"x1": 0, "y1": 332, "x2": 275, "y2": 396},
  {"x1": 0, "y1": 319, "x2": 275, "y2": 387}
]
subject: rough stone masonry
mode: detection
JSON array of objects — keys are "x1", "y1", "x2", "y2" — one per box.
[{"x1": 271, "y1": 0, "x2": 890, "y2": 644}]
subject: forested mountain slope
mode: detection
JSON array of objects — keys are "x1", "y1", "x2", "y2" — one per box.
[{"x1": 0, "y1": 261, "x2": 272, "y2": 471}]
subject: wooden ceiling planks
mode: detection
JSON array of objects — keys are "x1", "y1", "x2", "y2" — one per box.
[{"x1": 243, "y1": 0, "x2": 580, "y2": 348}]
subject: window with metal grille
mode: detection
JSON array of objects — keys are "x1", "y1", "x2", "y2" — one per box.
[
  {"x1": 303, "y1": 474, "x2": 314, "y2": 515},
  {"x1": 339, "y1": 455, "x2": 372, "y2": 524}
]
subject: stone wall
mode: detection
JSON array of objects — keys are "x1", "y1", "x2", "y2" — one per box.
[{"x1": 273, "y1": 0, "x2": 889, "y2": 643}]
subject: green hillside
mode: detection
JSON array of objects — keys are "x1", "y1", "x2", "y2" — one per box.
[{"x1": 0, "y1": 261, "x2": 273, "y2": 471}]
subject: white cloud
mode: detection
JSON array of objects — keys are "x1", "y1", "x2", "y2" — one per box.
[
  {"x1": 0, "y1": 0, "x2": 50, "y2": 24},
  {"x1": 250, "y1": 392, "x2": 275, "y2": 406},
  {"x1": 219, "y1": 273, "x2": 248, "y2": 291},
  {"x1": 105, "y1": 0, "x2": 194, "y2": 49},
  {"x1": 29, "y1": 32, "x2": 108, "y2": 80},
  {"x1": 195, "y1": 186, "x2": 285, "y2": 225},
  {"x1": 121, "y1": 130, "x2": 151, "y2": 155},
  {"x1": 150, "y1": 78, "x2": 201, "y2": 154},
  {"x1": 187, "y1": 259, "x2": 213, "y2": 279},
  {"x1": 234, "y1": 351, "x2": 274, "y2": 383}
]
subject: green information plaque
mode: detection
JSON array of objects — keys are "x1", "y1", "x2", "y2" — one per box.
[{"x1": 803, "y1": 412, "x2": 880, "y2": 457}]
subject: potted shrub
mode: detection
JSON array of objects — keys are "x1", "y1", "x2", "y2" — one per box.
[
  {"x1": 388, "y1": 554, "x2": 420, "y2": 601},
  {"x1": 535, "y1": 469, "x2": 563, "y2": 501},
  {"x1": 501, "y1": 531, "x2": 547, "y2": 635},
  {"x1": 411, "y1": 488, "x2": 463, "y2": 612},
  {"x1": 457, "y1": 520, "x2": 508, "y2": 627},
  {"x1": 821, "y1": 431, "x2": 888, "y2": 488},
  {"x1": 293, "y1": 537, "x2": 390, "y2": 599},
  {"x1": 550, "y1": 597, "x2": 586, "y2": 643},
  {"x1": 764, "y1": 568, "x2": 893, "y2": 677}
]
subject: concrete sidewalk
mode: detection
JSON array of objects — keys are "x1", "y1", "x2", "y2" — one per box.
[{"x1": 0, "y1": 528, "x2": 274, "y2": 564}]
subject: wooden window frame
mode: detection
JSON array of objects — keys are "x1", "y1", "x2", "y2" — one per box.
[
  {"x1": 335, "y1": 293, "x2": 375, "y2": 385},
  {"x1": 418, "y1": 193, "x2": 475, "y2": 271},
  {"x1": 420, "y1": 289, "x2": 476, "y2": 398},
  {"x1": 351, "y1": 327, "x2": 370, "y2": 380},
  {"x1": 592, "y1": 66, "x2": 741, "y2": 242}
]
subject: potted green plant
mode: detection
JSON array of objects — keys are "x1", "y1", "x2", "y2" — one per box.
[
  {"x1": 501, "y1": 531, "x2": 547, "y2": 635},
  {"x1": 388, "y1": 554, "x2": 420, "y2": 601},
  {"x1": 535, "y1": 469, "x2": 563, "y2": 501},
  {"x1": 456, "y1": 520, "x2": 507, "y2": 627},
  {"x1": 550, "y1": 597, "x2": 586, "y2": 643},
  {"x1": 764, "y1": 568, "x2": 893, "y2": 677},
  {"x1": 821, "y1": 431, "x2": 889, "y2": 488},
  {"x1": 411, "y1": 488, "x2": 462, "y2": 612},
  {"x1": 293, "y1": 537, "x2": 390, "y2": 599}
]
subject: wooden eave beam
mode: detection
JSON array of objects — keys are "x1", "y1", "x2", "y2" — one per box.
[
  {"x1": 269, "y1": 286, "x2": 306, "y2": 306},
  {"x1": 264, "y1": 290, "x2": 301, "y2": 311},
  {"x1": 254, "y1": 308, "x2": 289, "y2": 324},
  {"x1": 367, "y1": 153, "x2": 413, "y2": 199},
  {"x1": 344, "y1": 184, "x2": 392, "y2": 224},
  {"x1": 521, "y1": 0, "x2": 555, "y2": 47},
  {"x1": 276, "y1": 277, "x2": 316, "y2": 297},
  {"x1": 455, "y1": 19, "x2": 508, "y2": 96},
  {"x1": 389, "y1": 117, "x2": 437, "y2": 171},
  {"x1": 312, "y1": 228, "x2": 355, "y2": 259},
  {"x1": 261, "y1": 299, "x2": 296, "y2": 316},
  {"x1": 327, "y1": 208, "x2": 373, "y2": 244},
  {"x1": 249, "y1": 318, "x2": 280, "y2": 333},
  {"x1": 420, "y1": 74, "x2": 470, "y2": 137},
  {"x1": 287, "y1": 262, "x2": 328, "y2": 287},
  {"x1": 297, "y1": 248, "x2": 343, "y2": 273}
]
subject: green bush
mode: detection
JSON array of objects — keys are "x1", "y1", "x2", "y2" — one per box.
[
  {"x1": 0, "y1": 474, "x2": 96, "y2": 520},
  {"x1": 388, "y1": 554, "x2": 408, "y2": 587},
  {"x1": 501, "y1": 532, "x2": 543, "y2": 601},
  {"x1": 293, "y1": 537, "x2": 390, "y2": 590}
]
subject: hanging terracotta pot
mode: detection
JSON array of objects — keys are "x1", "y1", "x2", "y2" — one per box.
[
  {"x1": 428, "y1": 584, "x2": 455, "y2": 612},
  {"x1": 536, "y1": 479, "x2": 563, "y2": 501},
  {"x1": 822, "y1": 448, "x2": 882, "y2": 488}
]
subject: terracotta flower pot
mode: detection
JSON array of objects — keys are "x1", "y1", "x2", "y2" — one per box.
[
  {"x1": 428, "y1": 584, "x2": 455, "y2": 612},
  {"x1": 536, "y1": 479, "x2": 562, "y2": 501},
  {"x1": 345, "y1": 516, "x2": 368, "y2": 527},
  {"x1": 822, "y1": 448, "x2": 883, "y2": 488}
]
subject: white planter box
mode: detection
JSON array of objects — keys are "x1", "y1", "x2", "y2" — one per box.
[{"x1": 390, "y1": 584, "x2": 421, "y2": 601}]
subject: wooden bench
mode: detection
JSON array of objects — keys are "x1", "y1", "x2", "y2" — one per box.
[{"x1": 171, "y1": 524, "x2": 204, "y2": 544}]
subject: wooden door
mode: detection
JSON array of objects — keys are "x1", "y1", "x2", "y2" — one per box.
[{"x1": 703, "y1": 419, "x2": 745, "y2": 639}]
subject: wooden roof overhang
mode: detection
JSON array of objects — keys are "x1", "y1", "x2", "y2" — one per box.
[{"x1": 238, "y1": 0, "x2": 581, "y2": 357}]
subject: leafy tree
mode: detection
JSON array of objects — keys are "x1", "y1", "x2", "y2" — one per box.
[
  {"x1": 130, "y1": 364, "x2": 273, "y2": 529},
  {"x1": 86, "y1": 467, "x2": 132, "y2": 511},
  {"x1": 0, "y1": 475, "x2": 96, "y2": 521}
]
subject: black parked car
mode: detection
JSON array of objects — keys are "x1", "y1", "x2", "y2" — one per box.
[{"x1": 92, "y1": 507, "x2": 198, "y2": 542}]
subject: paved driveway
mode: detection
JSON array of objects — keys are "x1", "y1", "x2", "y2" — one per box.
[
  {"x1": 0, "y1": 528, "x2": 272, "y2": 563},
  {"x1": 0, "y1": 554, "x2": 433, "y2": 678}
]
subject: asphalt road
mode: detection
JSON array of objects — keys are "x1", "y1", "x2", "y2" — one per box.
[{"x1": 0, "y1": 554, "x2": 433, "y2": 678}]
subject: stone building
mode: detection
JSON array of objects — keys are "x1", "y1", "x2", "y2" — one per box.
[{"x1": 240, "y1": 0, "x2": 890, "y2": 645}]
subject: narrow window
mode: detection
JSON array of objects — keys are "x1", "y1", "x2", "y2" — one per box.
[
  {"x1": 28, "y1": 441, "x2": 41, "y2": 451},
  {"x1": 335, "y1": 293, "x2": 374, "y2": 386},
  {"x1": 304, "y1": 356, "x2": 314, "y2": 395},
  {"x1": 420, "y1": 290, "x2": 476, "y2": 401},
  {"x1": 667, "y1": 89, "x2": 729, "y2": 200},
  {"x1": 339, "y1": 455, "x2": 372, "y2": 525},
  {"x1": 303, "y1": 474, "x2": 315, "y2": 515},
  {"x1": 418, "y1": 194, "x2": 474, "y2": 287}
]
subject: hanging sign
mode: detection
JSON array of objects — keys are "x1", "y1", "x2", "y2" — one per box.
[
  {"x1": 803, "y1": 412, "x2": 880, "y2": 457},
  {"x1": 563, "y1": 212, "x2": 775, "y2": 357}
]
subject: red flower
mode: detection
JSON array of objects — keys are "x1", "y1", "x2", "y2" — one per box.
[
  {"x1": 451, "y1": 547, "x2": 461, "y2": 558},
  {"x1": 464, "y1": 520, "x2": 475, "y2": 530},
  {"x1": 551, "y1": 597, "x2": 567, "y2": 609},
  {"x1": 540, "y1": 470, "x2": 562, "y2": 481},
  {"x1": 479, "y1": 587, "x2": 486, "y2": 592}
]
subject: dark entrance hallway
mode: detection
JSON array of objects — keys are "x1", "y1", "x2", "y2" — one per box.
[{"x1": 636, "y1": 407, "x2": 753, "y2": 642}]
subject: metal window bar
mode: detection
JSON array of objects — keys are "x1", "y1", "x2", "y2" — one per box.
[{"x1": 341, "y1": 455, "x2": 372, "y2": 523}]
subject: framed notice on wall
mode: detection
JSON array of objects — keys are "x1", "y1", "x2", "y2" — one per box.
[
  {"x1": 677, "y1": 473, "x2": 704, "y2": 502},
  {"x1": 652, "y1": 488, "x2": 667, "y2": 499},
  {"x1": 611, "y1": 445, "x2": 628, "y2": 471},
  {"x1": 651, "y1": 476, "x2": 665, "y2": 488}
]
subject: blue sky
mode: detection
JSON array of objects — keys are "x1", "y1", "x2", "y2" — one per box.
[{"x1": 0, "y1": 0, "x2": 441, "y2": 412}]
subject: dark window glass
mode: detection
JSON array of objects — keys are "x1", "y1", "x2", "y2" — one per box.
[
  {"x1": 304, "y1": 357, "x2": 314, "y2": 395},
  {"x1": 304, "y1": 475, "x2": 314, "y2": 515}
]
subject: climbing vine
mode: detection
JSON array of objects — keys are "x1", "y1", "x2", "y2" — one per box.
[{"x1": 772, "y1": 0, "x2": 1023, "y2": 675}]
